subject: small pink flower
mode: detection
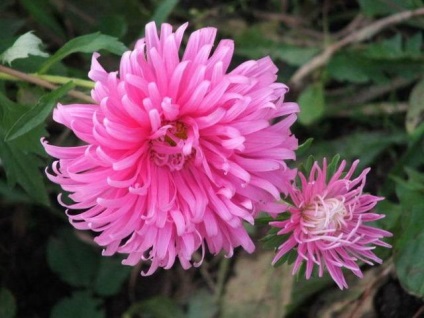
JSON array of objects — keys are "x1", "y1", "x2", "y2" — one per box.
[
  {"x1": 271, "y1": 159, "x2": 392, "y2": 289},
  {"x1": 43, "y1": 22, "x2": 298, "y2": 274}
]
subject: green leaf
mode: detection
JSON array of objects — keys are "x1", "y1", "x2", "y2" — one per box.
[
  {"x1": 326, "y1": 154, "x2": 341, "y2": 183},
  {"x1": 0, "y1": 92, "x2": 50, "y2": 205},
  {"x1": 123, "y1": 296, "x2": 185, "y2": 318},
  {"x1": 0, "y1": 288, "x2": 16, "y2": 318},
  {"x1": 238, "y1": 43, "x2": 319, "y2": 67},
  {"x1": 273, "y1": 45, "x2": 319, "y2": 67},
  {"x1": 187, "y1": 289, "x2": 218, "y2": 318},
  {"x1": 375, "y1": 199, "x2": 402, "y2": 233},
  {"x1": 394, "y1": 174, "x2": 424, "y2": 242},
  {"x1": 296, "y1": 138, "x2": 313, "y2": 157},
  {"x1": 407, "y1": 78, "x2": 424, "y2": 134},
  {"x1": 0, "y1": 179, "x2": 31, "y2": 204},
  {"x1": 358, "y1": 0, "x2": 424, "y2": 17},
  {"x1": 94, "y1": 257, "x2": 131, "y2": 297},
  {"x1": 151, "y1": 0, "x2": 179, "y2": 26},
  {"x1": 0, "y1": 32, "x2": 49, "y2": 65},
  {"x1": 395, "y1": 231, "x2": 424, "y2": 297},
  {"x1": 330, "y1": 46, "x2": 424, "y2": 84},
  {"x1": 39, "y1": 33, "x2": 128, "y2": 74},
  {"x1": 47, "y1": 229, "x2": 99, "y2": 288},
  {"x1": 300, "y1": 155, "x2": 315, "y2": 177},
  {"x1": 366, "y1": 34, "x2": 402, "y2": 60},
  {"x1": 235, "y1": 25, "x2": 319, "y2": 66},
  {"x1": 298, "y1": 82, "x2": 325, "y2": 125},
  {"x1": 327, "y1": 53, "x2": 373, "y2": 83},
  {"x1": 405, "y1": 167, "x2": 424, "y2": 189},
  {"x1": 50, "y1": 291, "x2": 105, "y2": 318},
  {"x1": 366, "y1": 33, "x2": 423, "y2": 60},
  {"x1": 48, "y1": 228, "x2": 131, "y2": 294},
  {"x1": 393, "y1": 173, "x2": 424, "y2": 297},
  {"x1": 358, "y1": 0, "x2": 389, "y2": 16},
  {"x1": 309, "y1": 131, "x2": 407, "y2": 169},
  {"x1": 262, "y1": 231, "x2": 288, "y2": 251},
  {"x1": 405, "y1": 33, "x2": 422, "y2": 56},
  {"x1": 0, "y1": 140, "x2": 49, "y2": 205},
  {"x1": 5, "y1": 82, "x2": 74, "y2": 141}
]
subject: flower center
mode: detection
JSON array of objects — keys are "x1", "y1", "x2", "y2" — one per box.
[
  {"x1": 301, "y1": 197, "x2": 347, "y2": 234},
  {"x1": 164, "y1": 121, "x2": 187, "y2": 146},
  {"x1": 150, "y1": 121, "x2": 192, "y2": 171}
]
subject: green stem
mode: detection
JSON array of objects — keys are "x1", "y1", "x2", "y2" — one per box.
[
  {"x1": 0, "y1": 64, "x2": 94, "y2": 103},
  {"x1": 0, "y1": 72, "x2": 94, "y2": 89},
  {"x1": 39, "y1": 74, "x2": 94, "y2": 89},
  {"x1": 215, "y1": 257, "x2": 230, "y2": 303}
]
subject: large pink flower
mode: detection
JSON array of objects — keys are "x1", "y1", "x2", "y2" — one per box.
[
  {"x1": 42, "y1": 22, "x2": 298, "y2": 274},
  {"x1": 271, "y1": 159, "x2": 392, "y2": 289}
]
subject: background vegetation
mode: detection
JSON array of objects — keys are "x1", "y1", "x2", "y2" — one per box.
[{"x1": 1, "y1": 0, "x2": 424, "y2": 317}]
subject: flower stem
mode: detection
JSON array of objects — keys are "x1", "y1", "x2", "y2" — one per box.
[
  {"x1": 38, "y1": 74, "x2": 94, "y2": 89},
  {"x1": 0, "y1": 64, "x2": 94, "y2": 103}
]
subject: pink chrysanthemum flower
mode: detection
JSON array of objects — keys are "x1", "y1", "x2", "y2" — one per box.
[
  {"x1": 42, "y1": 22, "x2": 298, "y2": 275},
  {"x1": 270, "y1": 159, "x2": 392, "y2": 289}
]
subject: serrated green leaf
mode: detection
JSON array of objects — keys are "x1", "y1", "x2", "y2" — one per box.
[
  {"x1": 39, "y1": 33, "x2": 127, "y2": 74},
  {"x1": 298, "y1": 82, "x2": 325, "y2": 125},
  {"x1": 395, "y1": 231, "x2": 424, "y2": 297},
  {"x1": 47, "y1": 229, "x2": 99, "y2": 288},
  {"x1": 0, "y1": 288, "x2": 16, "y2": 318},
  {"x1": 393, "y1": 175, "x2": 424, "y2": 298},
  {"x1": 407, "y1": 78, "x2": 424, "y2": 134},
  {"x1": 50, "y1": 291, "x2": 105, "y2": 318},
  {"x1": 0, "y1": 92, "x2": 49, "y2": 205},
  {"x1": 123, "y1": 296, "x2": 185, "y2": 318},
  {"x1": 366, "y1": 34, "x2": 402, "y2": 60},
  {"x1": 94, "y1": 257, "x2": 131, "y2": 297},
  {"x1": 0, "y1": 141, "x2": 49, "y2": 205},
  {"x1": 366, "y1": 33, "x2": 423, "y2": 61},
  {"x1": 0, "y1": 31, "x2": 49, "y2": 65},
  {"x1": 151, "y1": 0, "x2": 179, "y2": 26},
  {"x1": 5, "y1": 82, "x2": 74, "y2": 141}
]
